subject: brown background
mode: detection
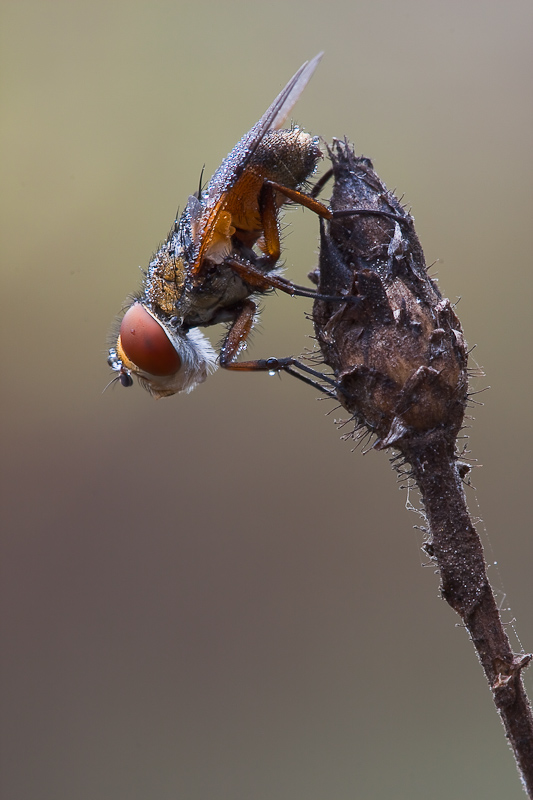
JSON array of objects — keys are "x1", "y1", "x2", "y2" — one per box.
[{"x1": 2, "y1": 1, "x2": 532, "y2": 798}]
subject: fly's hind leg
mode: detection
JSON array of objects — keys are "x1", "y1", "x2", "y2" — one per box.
[
  {"x1": 219, "y1": 299, "x2": 338, "y2": 396},
  {"x1": 257, "y1": 183, "x2": 281, "y2": 265},
  {"x1": 309, "y1": 168, "x2": 333, "y2": 199},
  {"x1": 265, "y1": 180, "x2": 332, "y2": 219},
  {"x1": 255, "y1": 181, "x2": 332, "y2": 270}
]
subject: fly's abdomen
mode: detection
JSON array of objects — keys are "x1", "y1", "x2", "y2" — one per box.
[
  {"x1": 249, "y1": 128, "x2": 322, "y2": 189},
  {"x1": 223, "y1": 129, "x2": 323, "y2": 235}
]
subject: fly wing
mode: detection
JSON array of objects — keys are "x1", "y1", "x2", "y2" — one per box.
[
  {"x1": 266, "y1": 52, "x2": 323, "y2": 132},
  {"x1": 189, "y1": 53, "x2": 323, "y2": 275}
]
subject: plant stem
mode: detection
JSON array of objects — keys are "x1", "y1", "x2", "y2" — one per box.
[
  {"x1": 311, "y1": 139, "x2": 533, "y2": 794},
  {"x1": 402, "y1": 431, "x2": 533, "y2": 794}
]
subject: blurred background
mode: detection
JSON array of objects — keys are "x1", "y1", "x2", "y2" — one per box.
[{"x1": 2, "y1": 1, "x2": 532, "y2": 798}]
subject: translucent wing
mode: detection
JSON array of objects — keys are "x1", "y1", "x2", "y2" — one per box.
[{"x1": 189, "y1": 53, "x2": 323, "y2": 275}]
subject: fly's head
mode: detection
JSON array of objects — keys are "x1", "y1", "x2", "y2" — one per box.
[{"x1": 107, "y1": 302, "x2": 217, "y2": 398}]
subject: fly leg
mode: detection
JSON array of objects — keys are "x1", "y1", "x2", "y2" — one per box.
[
  {"x1": 265, "y1": 180, "x2": 332, "y2": 219},
  {"x1": 219, "y1": 299, "x2": 338, "y2": 396},
  {"x1": 309, "y1": 168, "x2": 333, "y2": 199},
  {"x1": 226, "y1": 256, "x2": 353, "y2": 303},
  {"x1": 254, "y1": 182, "x2": 331, "y2": 271},
  {"x1": 257, "y1": 183, "x2": 281, "y2": 265},
  {"x1": 233, "y1": 182, "x2": 347, "y2": 302}
]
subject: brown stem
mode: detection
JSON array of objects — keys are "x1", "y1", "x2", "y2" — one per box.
[
  {"x1": 401, "y1": 431, "x2": 533, "y2": 794},
  {"x1": 311, "y1": 139, "x2": 533, "y2": 794}
]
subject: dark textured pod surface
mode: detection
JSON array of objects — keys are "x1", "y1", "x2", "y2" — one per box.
[{"x1": 313, "y1": 140, "x2": 469, "y2": 450}]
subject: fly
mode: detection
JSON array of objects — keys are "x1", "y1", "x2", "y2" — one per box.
[{"x1": 107, "y1": 53, "x2": 334, "y2": 398}]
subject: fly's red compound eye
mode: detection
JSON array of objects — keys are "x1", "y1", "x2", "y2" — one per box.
[{"x1": 119, "y1": 304, "x2": 181, "y2": 376}]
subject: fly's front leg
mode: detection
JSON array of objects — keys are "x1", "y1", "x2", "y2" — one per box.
[
  {"x1": 219, "y1": 300, "x2": 258, "y2": 369},
  {"x1": 220, "y1": 300, "x2": 338, "y2": 396}
]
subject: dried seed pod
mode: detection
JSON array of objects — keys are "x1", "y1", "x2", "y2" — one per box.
[
  {"x1": 313, "y1": 139, "x2": 469, "y2": 450},
  {"x1": 311, "y1": 141, "x2": 533, "y2": 791}
]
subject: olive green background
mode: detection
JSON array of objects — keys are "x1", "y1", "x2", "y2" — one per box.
[{"x1": 2, "y1": 1, "x2": 532, "y2": 798}]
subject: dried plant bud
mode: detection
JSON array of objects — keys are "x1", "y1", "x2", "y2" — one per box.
[
  {"x1": 311, "y1": 141, "x2": 533, "y2": 790},
  {"x1": 313, "y1": 139, "x2": 469, "y2": 450}
]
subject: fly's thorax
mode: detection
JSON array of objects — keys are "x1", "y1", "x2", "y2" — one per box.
[
  {"x1": 249, "y1": 128, "x2": 322, "y2": 189},
  {"x1": 144, "y1": 244, "x2": 187, "y2": 315},
  {"x1": 180, "y1": 260, "x2": 256, "y2": 329},
  {"x1": 196, "y1": 208, "x2": 235, "y2": 265},
  {"x1": 110, "y1": 302, "x2": 217, "y2": 398}
]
